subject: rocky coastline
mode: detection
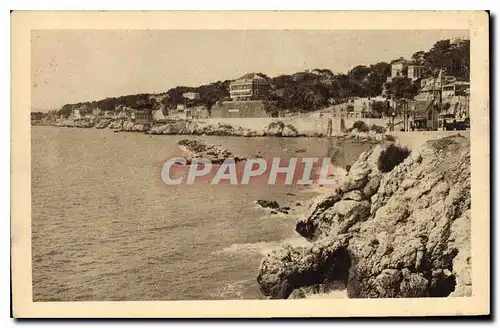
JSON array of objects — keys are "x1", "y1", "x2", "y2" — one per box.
[
  {"x1": 256, "y1": 135, "x2": 471, "y2": 299},
  {"x1": 42, "y1": 117, "x2": 389, "y2": 141}
]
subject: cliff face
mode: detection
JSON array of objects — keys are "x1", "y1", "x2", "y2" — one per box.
[{"x1": 257, "y1": 135, "x2": 471, "y2": 298}]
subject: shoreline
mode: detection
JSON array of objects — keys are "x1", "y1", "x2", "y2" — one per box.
[{"x1": 32, "y1": 121, "x2": 469, "y2": 148}]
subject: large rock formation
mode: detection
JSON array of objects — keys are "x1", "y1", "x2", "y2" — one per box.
[{"x1": 257, "y1": 135, "x2": 471, "y2": 299}]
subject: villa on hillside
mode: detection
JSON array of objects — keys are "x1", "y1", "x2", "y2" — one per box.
[
  {"x1": 229, "y1": 73, "x2": 270, "y2": 101},
  {"x1": 408, "y1": 64, "x2": 424, "y2": 81},
  {"x1": 386, "y1": 57, "x2": 424, "y2": 83},
  {"x1": 388, "y1": 57, "x2": 407, "y2": 82}
]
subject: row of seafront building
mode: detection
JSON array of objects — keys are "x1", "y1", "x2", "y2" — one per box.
[
  {"x1": 68, "y1": 72, "x2": 277, "y2": 123},
  {"x1": 65, "y1": 62, "x2": 470, "y2": 132}
]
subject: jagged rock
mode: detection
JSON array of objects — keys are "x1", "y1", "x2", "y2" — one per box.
[
  {"x1": 107, "y1": 120, "x2": 123, "y2": 130},
  {"x1": 74, "y1": 119, "x2": 94, "y2": 128},
  {"x1": 257, "y1": 238, "x2": 350, "y2": 299},
  {"x1": 255, "y1": 200, "x2": 280, "y2": 210},
  {"x1": 258, "y1": 135, "x2": 471, "y2": 299},
  {"x1": 363, "y1": 175, "x2": 381, "y2": 198},
  {"x1": 121, "y1": 121, "x2": 134, "y2": 131},
  {"x1": 343, "y1": 190, "x2": 364, "y2": 201},
  {"x1": 282, "y1": 124, "x2": 299, "y2": 137},
  {"x1": 328, "y1": 200, "x2": 371, "y2": 235},
  {"x1": 276, "y1": 206, "x2": 291, "y2": 214},
  {"x1": 448, "y1": 210, "x2": 471, "y2": 297},
  {"x1": 296, "y1": 143, "x2": 390, "y2": 241},
  {"x1": 265, "y1": 122, "x2": 284, "y2": 136},
  {"x1": 95, "y1": 118, "x2": 111, "y2": 129},
  {"x1": 295, "y1": 190, "x2": 342, "y2": 240},
  {"x1": 132, "y1": 123, "x2": 149, "y2": 132}
]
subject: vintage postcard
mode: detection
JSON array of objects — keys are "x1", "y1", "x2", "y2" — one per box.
[{"x1": 11, "y1": 11, "x2": 489, "y2": 318}]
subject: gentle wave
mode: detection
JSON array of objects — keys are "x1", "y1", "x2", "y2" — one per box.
[
  {"x1": 214, "y1": 235, "x2": 312, "y2": 257},
  {"x1": 306, "y1": 289, "x2": 348, "y2": 299},
  {"x1": 210, "y1": 279, "x2": 250, "y2": 299}
]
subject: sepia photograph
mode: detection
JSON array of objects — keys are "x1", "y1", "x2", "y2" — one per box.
[{"x1": 11, "y1": 11, "x2": 490, "y2": 318}]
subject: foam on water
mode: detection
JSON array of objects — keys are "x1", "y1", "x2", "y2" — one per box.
[{"x1": 214, "y1": 234, "x2": 311, "y2": 257}]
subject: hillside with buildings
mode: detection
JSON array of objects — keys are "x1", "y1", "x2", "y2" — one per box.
[{"x1": 37, "y1": 37, "x2": 469, "y2": 133}]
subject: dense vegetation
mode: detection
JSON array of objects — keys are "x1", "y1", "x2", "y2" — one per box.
[
  {"x1": 56, "y1": 38, "x2": 469, "y2": 117},
  {"x1": 377, "y1": 144, "x2": 412, "y2": 173}
]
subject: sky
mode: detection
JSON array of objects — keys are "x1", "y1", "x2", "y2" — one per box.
[{"x1": 31, "y1": 29, "x2": 469, "y2": 111}]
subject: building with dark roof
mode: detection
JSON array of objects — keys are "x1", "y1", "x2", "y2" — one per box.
[{"x1": 407, "y1": 100, "x2": 439, "y2": 131}]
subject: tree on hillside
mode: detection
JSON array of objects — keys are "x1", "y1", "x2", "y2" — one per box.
[
  {"x1": 411, "y1": 51, "x2": 426, "y2": 65},
  {"x1": 366, "y1": 62, "x2": 391, "y2": 96},
  {"x1": 385, "y1": 77, "x2": 419, "y2": 99},
  {"x1": 59, "y1": 104, "x2": 73, "y2": 118},
  {"x1": 349, "y1": 65, "x2": 371, "y2": 81},
  {"x1": 422, "y1": 39, "x2": 470, "y2": 80},
  {"x1": 272, "y1": 75, "x2": 295, "y2": 89}
]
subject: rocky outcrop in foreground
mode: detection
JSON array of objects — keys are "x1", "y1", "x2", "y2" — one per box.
[{"x1": 257, "y1": 135, "x2": 471, "y2": 299}]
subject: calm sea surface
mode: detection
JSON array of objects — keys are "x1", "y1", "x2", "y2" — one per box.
[{"x1": 31, "y1": 126, "x2": 370, "y2": 301}]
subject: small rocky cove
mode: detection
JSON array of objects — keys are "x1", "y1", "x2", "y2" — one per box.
[{"x1": 256, "y1": 135, "x2": 471, "y2": 299}]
